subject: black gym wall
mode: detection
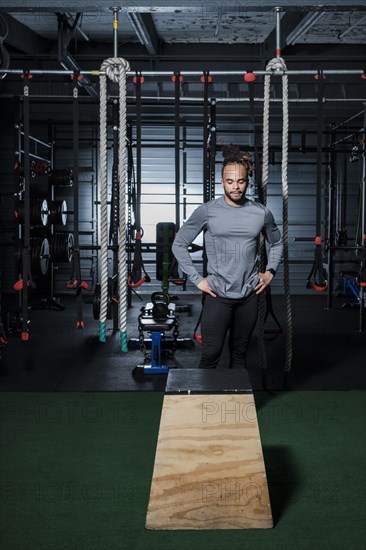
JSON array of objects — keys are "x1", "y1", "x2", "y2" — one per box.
[{"x1": 0, "y1": 97, "x2": 363, "y2": 300}]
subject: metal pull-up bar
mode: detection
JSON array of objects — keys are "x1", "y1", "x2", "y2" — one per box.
[{"x1": 1, "y1": 69, "x2": 365, "y2": 77}]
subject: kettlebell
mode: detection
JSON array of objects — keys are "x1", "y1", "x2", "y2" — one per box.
[{"x1": 151, "y1": 292, "x2": 170, "y2": 319}]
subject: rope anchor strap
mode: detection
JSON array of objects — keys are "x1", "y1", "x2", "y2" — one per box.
[{"x1": 99, "y1": 57, "x2": 130, "y2": 349}]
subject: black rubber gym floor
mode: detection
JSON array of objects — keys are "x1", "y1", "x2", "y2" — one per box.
[{"x1": 0, "y1": 293, "x2": 365, "y2": 392}]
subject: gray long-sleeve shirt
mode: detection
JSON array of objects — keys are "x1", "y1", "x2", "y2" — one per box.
[{"x1": 172, "y1": 196, "x2": 283, "y2": 298}]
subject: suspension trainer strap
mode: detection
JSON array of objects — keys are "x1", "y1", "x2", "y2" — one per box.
[
  {"x1": 307, "y1": 73, "x2": 328, "y2": 292},
  {"x1": 316, "y1": 76, "x2": 324, "y2": 245},
  {"x1": 127, "y1": 73, "x2": 150, "y2": 289},
  {"x1": 128, "y1": 228, "x2": 151, "y2": 288},
  {"x1": 73, "y1": 73, "x2": 88, "y2": 327}
]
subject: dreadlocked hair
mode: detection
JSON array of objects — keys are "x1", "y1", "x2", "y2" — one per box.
[{"x1": 222, "y1": 144, "x2": 254, "y2": 176}]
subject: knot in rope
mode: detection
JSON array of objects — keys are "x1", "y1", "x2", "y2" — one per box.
[
  {"x1": 266, "y1": 56, "x2": 287, "y2": 73},
  {"x1": 101, "y1": 57, "x2": 130, "y2": 83}
]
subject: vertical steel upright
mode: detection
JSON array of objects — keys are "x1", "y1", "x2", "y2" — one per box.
[
  {"x1": 72, "y1": 71, "x2": 84, "y2": 328},
  {"x1": 174, "y1": 72, "x2": 181, "y2": 232},
  {"x1": 327, "y1": 126, "x2": 336, "y2": 309},
  {"x1": 111, "y1": 100, "x2": 120, "y2": 331},
  {"x1": 202, "y1": 73, "x2": 214, "y2": 277},
  {"x1": 359, "y1": 107, "x2": 366, "y2": 331},
  {"x1": 209, "y1": 99, "x2": 217, "y2": 198},
  {"x1": 126, "y1": 122, "x2": 133, "y2": 309},
  {"x1": 21, "y1": 72, "x2": 31, "y2": 341}
]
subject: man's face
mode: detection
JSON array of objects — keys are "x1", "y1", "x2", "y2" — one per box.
[{"x1": 221, "y1": 163, "x2": 249, "y2": 206}]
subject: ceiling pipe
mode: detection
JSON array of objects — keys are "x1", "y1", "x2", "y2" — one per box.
[{"x1": 286, "y1": 11, "x2": 325, "y2": 46}]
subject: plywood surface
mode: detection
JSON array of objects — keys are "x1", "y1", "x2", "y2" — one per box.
[{"x1": 146, "y1": 394, "x2": 273, "y2": 530}]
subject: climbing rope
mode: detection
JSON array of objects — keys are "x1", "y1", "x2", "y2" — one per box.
[
  {"x1": 257, "y1": 66, "x2": 271, "y2": 377},
  {"x1": 258, "y1": 56, "x2": 292, "y2": 381},
  {"x1": 99, "y1": 57, "x2": 130, "y2": 351}
]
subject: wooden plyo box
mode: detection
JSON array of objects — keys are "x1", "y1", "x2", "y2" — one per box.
[{"x1": 146, "y1": 369, "x2": 273, "y2": 530}]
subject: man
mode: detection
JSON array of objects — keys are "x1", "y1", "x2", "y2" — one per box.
[{"x1": 172, "y1": 144, "x2": 283, "y2": 369}]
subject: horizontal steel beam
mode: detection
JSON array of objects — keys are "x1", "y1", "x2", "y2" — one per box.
[
  {"x1": 2, "y1": 2, "x2": 366, "y2": 12},
  {"x1": 1, "y1": 69, "x2": 365, "y2": 77},
  {"x1": 1, "y1": 12, "x2": 50, "y2": 55}
]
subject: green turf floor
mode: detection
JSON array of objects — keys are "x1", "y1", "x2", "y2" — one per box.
[{"x1": 0, "y1": 391, "x2": 365, "y2": 550}]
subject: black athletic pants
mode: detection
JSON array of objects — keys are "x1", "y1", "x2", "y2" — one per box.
[{"x1": 199, "y1": 292, "x2": 259, "y2": 369}]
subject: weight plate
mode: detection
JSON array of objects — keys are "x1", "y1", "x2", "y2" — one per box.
[
  {"x1": 61, "y1": 200, "x2": 67, "y2": 226},
  {"x1": 41, "y1": 199, "x2": 48, "y2": 226},
  {"x1": 40, "y1": 238, "x2": 50, "y2": 275},
  {"x1": 67, "y1": 233, "x2": 74, "y2": 262}
]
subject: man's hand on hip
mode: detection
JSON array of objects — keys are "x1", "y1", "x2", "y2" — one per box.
[
  {"x1": 197, "y1": 278, "x2": 216, "y2": 297},
  {"x1": 254, "y1": 271, "x2": 274, "y2": 295}
]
